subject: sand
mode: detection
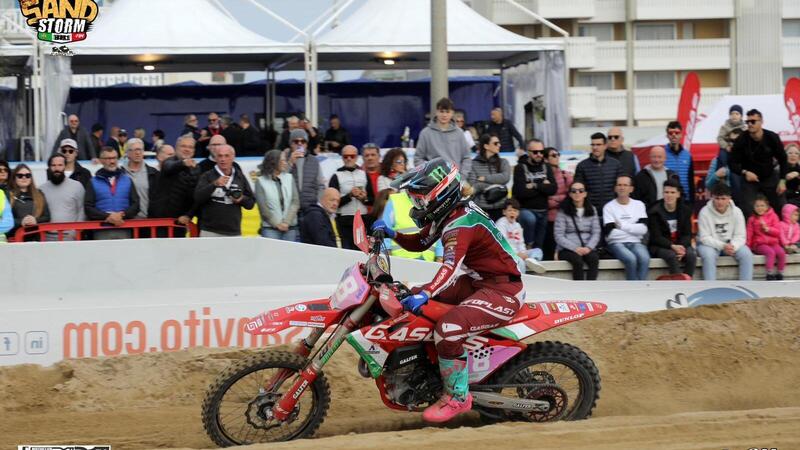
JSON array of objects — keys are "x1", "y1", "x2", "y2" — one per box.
[{"x1": 1, "y1": 297, "x2": 799, "y2": 450}]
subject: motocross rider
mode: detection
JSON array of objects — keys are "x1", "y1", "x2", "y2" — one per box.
[{"x1": 372, "y1": 157, "x2": 524, "y2": 423}]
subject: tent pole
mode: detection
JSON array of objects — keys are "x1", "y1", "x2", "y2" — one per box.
[
  {"x1": 311, "y1": 42, "x2": 318, "y2": 127},
  {"x1": 431, "y1": 0, "x2": 448, "y2": 112},
  {"x1": 264, "y1": 68, "x2": 270, "y2": 129},
  {"x1": 304, "y1": 38, "x2": 311, "y2": 122},
  {"x1": 310, "y1": 0, "x2": 357, "y2": 37}
]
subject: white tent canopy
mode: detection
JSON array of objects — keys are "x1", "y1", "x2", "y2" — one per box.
[
  {"x1": 310, "y1": 0, "x2": 563, "y2": 70},
  {"x1": 69, "y1": 0, "x2": 305, "y2": 73}
]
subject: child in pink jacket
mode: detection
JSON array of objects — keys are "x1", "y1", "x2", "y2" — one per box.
[
  {"x1": 746, "y1": 195, "x2": 785, "y2": 280},
  {"x1": 780, "y1": 203, "x2": 800, "y2": 254}
]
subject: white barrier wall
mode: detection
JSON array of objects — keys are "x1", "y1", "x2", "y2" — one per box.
[{"x1": 1, "y1": 238, "x2": 797, "y2": 366}]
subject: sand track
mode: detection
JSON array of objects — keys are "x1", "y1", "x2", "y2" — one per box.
[{"x1": 1, "y1": 298, "x2": 799, "y2": 449}]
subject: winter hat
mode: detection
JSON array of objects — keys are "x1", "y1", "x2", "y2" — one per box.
[
  {"x1": 289, "y1": 129, "x2": 309, "y2": 142},
  {"x1": 729, "y1": 104, "x2": 743, "y2": 115}
]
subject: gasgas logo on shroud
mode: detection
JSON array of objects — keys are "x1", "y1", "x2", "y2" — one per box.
[{"x1": 18, "y1": 0, "x2": 98, "y2": 44}]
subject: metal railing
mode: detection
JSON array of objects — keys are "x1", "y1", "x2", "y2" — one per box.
[{"x1": 634, "y1": 0, "x2": 734, "y2": 20}]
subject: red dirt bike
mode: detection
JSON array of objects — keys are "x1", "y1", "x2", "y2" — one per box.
[{"x1": 202, "y1": 212, "x2": 606, "y2": 446}]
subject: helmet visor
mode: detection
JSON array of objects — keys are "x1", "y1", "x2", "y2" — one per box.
[{"x1": 408, "y1": 192, "x2": 429, "y2": 210}]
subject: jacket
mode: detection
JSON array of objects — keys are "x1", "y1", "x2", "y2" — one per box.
[
  {"x1": 547, "y1": 167, "x2": 573, "y2": 222},
  {"x1": 705, "y1": 157, "x2": 732, "y2": 189},
  {"x1": 329, "y1": 166, "x2": 374, "y2": 216},
  {"x1": 467, "y1": 153, "x2": 511, "y2": 211},
  {"x1": 323, "y1": 127, "x2": 351, "y2": 152},
  {"x1": 574, "y1": 154, "x2": 622, "y2": 211},
  {"x1": 746, "y1": 207, "x2": 782, "y2": 248},
  {"x1": 664, "y1": 144, "x2": 695, "y2": 203},
  {"x1": 123, "y1": 164, "x2": 159, "y2": 218},
  {"x1": 289, "y1": 153, "x2": 326, "y2": 212},
  {"x1": 300, "y1": 203, "x2": 337, "y2": 247},
  {"x1": 156, "y1": 156, "x2": 202, "y2": 218},
  {"x1": 193, "y1": 166, "x2": 256, "y2": 236},
  {"x1": 255, "y1": 172, "x2": 300, "y2": 228},
  {"x1": 85, "y1": 169, "x2": 140, "y2": 220},
  {"x1": 512, "y1": 154, "x2": 556, "y2": 210},
  {"x1": 553, "y1": 206, "x2": 600, "y2": 252},
  {"x1": 785, "y1": 163, "x2": 800, "y2": 204},
  {"x1": 697, "y1": 199, "x2": 746, "y2": 251},
  {"x1": 69, "y1": 161, "x2": 93, "y2": 189},
  {"x1": 9, "y1": 190, "x2": 51, "y2": 236},
  {"x1": 413, "y1": 120, "x2": 472, "y2": 173},
  {"x1": 239, "y1": 125, "x2": 263, "y2": 157},
  {"x1": 730, "y1": 129, "x2": 787, "y2": 182},
  {"x1": 381, "y1": 191, "x2": 440, "y2": 261},
  {"x1": 717, "y1": 118, "x2": 746, "y2": 148},
  {"x1": 52, "y1": 126, "x2": 96, "y2": 160},
  {"x1": 647, "y1": 200, "x2": 693, "y2": 251},
  {"x1": 0, "y1": 192, "x2": 12, "y2": 237},
  {"x1": 632, "y1": 166, "x2": 679, "y2": 209},
  {"x1": 606, "y1": 147, "x2": 639, "y2": 178},
  {"x1": 780, "y1": 203, "x2": 800, "y2": 246},
  {"x1": 482, "y1": 119, "x2": 524, "y2": 152}
]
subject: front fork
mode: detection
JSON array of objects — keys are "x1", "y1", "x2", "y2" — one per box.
[{"x1": 272, "y1": 294, "x2": 377, "y2": 421}]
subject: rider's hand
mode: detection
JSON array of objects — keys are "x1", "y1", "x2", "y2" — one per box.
[
  {"x1": 372, "y1": 219, "x2": 396, "y2": 239},
  {"x1": 401, "y1": 292, "x2": 429, "y2": 314}
]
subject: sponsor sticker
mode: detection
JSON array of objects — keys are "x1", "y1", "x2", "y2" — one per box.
[
  {"x1": 310, "y1": 315, "x2": 325, "y2": 322},
  {"x1": 540, "y1": 304, "x2": 550, "y2": 315},
  {"x1": 556, "y1": 302, "x2": 570, "y2": 313},
  {"x1": 587, "y1": 302, "x2": 594, "y2": 312},
  {"x1": 289, "y1": 321, "x2": 325, "y2": 328},
  {"x1": 295, "y1": 304, "x2": 307, "y2": 312}
]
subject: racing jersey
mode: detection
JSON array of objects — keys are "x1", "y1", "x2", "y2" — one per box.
[{"x1": 394, "y1": 202, "x2": 522, "y2": 298}]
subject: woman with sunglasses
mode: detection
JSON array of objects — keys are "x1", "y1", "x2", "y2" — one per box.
[
  {"x1": 544, "y1": 147, "x2": 572, "y2": 260},
  {"x1": 553, "y1": 181, "x2": 601, "y2": 280},
  {"x1": 467, "y1": 134, "x2": 511, "y2": 221},
  {"x1": 7, "y1": 164, "x2": 50, "y2": 242},
  {"x1": 377, "y1": 148, "x2": 408, "y2": 191}
]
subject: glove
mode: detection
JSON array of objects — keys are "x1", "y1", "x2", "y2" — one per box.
[
  {"x1": 372, "y1": 219, "x2": 396, "y2": 239},
  {"x1": 401, "y1": 292, "x2": 429, "y2": 314}
]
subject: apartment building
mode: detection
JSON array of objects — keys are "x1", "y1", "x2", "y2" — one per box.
[{"x1": 471, "y1": 0, "x2": 800, "y2": 127}]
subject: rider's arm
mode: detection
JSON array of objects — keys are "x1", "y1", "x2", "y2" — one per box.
[
  {"x1": 394, "y1": 223, "x2": 436, "y2": 252},
  {"x1": 417, "y1": 227, "x2": 472, "y2": 297}
]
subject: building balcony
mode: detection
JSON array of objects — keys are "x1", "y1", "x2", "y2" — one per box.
[
  {"x1": 565, "y1": 37, "x2": 597, "y2": 69},
  {"x1": 581, "y1": 39, "x2": 731, "y2": 72},
  {"x1": 784, "y1": 0, "x2": 800, "y2": 19},
  {"x1": 588, "y1": 41, "x2": 626, "y2": 72},
  {"x1": 633, "y1": 0, "x2": 734, "y2": 20},
  {"x1": 71, "y1": 73, "x2": 166, "y2": 88},
  {"x1": 0, "y1": 8, "x2": 34, "y2": 44},
  {"x1": 490, "y1": 0, "x2": 594, "y2": 25},
  {"x1": 579, "y1": 0, "x2": 625, "y2": 23},
  {"x1": 569, "y1": 87, "x2": 731, "y2": 122},
  {"x1": 784, "y1": 37, "x2": 800, "y2": 68}
]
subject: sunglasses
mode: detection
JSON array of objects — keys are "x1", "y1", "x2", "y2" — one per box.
[
  {"x1": 490, "y1": 141, "x2": 500, "y2": 146},
  {"x1": 746, "y1": 119, "x2": 760, "y2": 125},
  {"x1": 608, "y1": 135, "x2": 621, "y2": 140},
  {"x1": 549, "y1": 153, "x2": 560, "y2": 158},
  {"x1": 393, "y1": 159, "x2": 405, "y2": 165},
  {"x1": 61, "y1": 148, "x2": 76, "y2": 154},
  {"x1": 15, "y1": 173, "x2": 32, "y2": 179},
  {"x1": 0, "y1": 168, "x2": 8, "y2": 173},
  {"x1": 292, "y1": 139, "x2": 307, "y2": 144},
  {"x1": 569, "y1": 188, "x2": 586, "y2": 194},
  {"x1": 667, "y1": 131, "x2": 681, "y2": 136},
  {"x1": 529, "y1": 150, "x2": 544, "y2": 155},
  {"x1": 342, "y1": 154, "x2": 358, "y2": 160}
]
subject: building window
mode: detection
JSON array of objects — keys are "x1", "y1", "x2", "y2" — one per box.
[
  {"x1": 635, "y1": 71, "x2": 676, "y2": 89},
  {"x1": 785, "y1": 68, "x2": 800, "y2": 85},
  {"x1": 578, "y1": 23, "x2": 614, "y2": 41},
  {"x1": 211, "y1": 72, "x2": 226, "y2": 83},
  {"x1": 785, "y1": 20, "x2": 800, "y2": 37},
  {"x1": 232, "y1": 73, "x2": 245, "y2": 83},
  {"x1": 635, "y1": 23, "x2": 676, "y2": 40},
  {"x1": 575, "y1": 72, "x2": 614, "y2": 90}
]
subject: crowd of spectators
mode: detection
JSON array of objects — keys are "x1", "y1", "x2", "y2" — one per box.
[{"x1": 1, "y1": 101, "x2": 797, "y2": 281}]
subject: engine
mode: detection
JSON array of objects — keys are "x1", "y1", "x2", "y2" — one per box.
[{"x1": 383, "y1": 345, "x2": 442, "y2": 409}]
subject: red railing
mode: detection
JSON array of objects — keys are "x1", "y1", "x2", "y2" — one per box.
[{"x1": 10, "y1": 218, "x2": 199, "y2": 242}]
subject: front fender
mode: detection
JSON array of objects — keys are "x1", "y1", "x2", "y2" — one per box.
[{"x1": 245, "y1": 298, "x2": 344, "y2": 335}]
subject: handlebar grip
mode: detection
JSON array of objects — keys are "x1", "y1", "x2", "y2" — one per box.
[{"x1": 373, "y1": 229, "x2": 386, "y2": 241}]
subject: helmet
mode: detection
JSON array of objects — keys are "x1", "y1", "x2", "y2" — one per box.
[{"x1": 391, "y1": 158, "x2": 462, "y2": 228}]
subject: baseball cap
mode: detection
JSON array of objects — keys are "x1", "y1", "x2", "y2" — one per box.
[
  {"x1": 118, "y1": 128, "x2": 128, "y2": 136},
  {"x1": 60, "y1": 138, "x2": 77, "y2": 149}
]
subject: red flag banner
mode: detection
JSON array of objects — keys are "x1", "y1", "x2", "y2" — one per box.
[
  {"x1": 784, "y1": 77, "x2": 800, "y2": 140},
  {"x1": 677, "y1": 72, "x2": 701, "y2": 152}
]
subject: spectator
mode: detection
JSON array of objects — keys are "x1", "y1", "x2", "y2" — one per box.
[
  {"x1": 90, "y1": 123, "x2": 104, "y2": 156},
  {"x1": 154, "y1": 136, "x2": 202, "y2": 233},
  {"x1": 197, "y1": 112, "x2": 221, "y2": 158},
  {"x1": 0, "y1": 188, "x2": 11, "y2": 243},
  {"x1": 378, "y1": 148, "x2": 408, "y2": 191},
  {"x1": 155, "y1": 145, "x2": 175, "y2": 169},
  {"x1": 134, "y1": 127, "x2": 151, "y2": 152},
  {"x1": 632, "y1": 145, "x2": 678, "y2": 209},
  {"x1": 545, "y1": 147, "x2": 572, "y2": 260},
  {"x1": 181, "y1": 114, "x2": 202, "y2": 141},
  {"x1": 782, "y1": 143, "x2": 800, "y2": 207},
  {"x1": 381, "y1": 188, "x2": 443, "y2": 262},
  {"x1": 323, "y1": 115, "x2": 351, "y2": 154},
  {"x1": 106, "y1": 128, "x2": 128, "y2": 157},
  {"x1": 238, "y1": 114, "x2": 262, "y2": 156},
  {"x1": 603, "y1": 176, "x2": 650, "y2": 280},
  {"x1": 301, "y1": 187, "x2": 341, "y2": 247},
  {"x1": 298, "y1": 116, "x2": 321, "y2": 153},
  {"x1": 468, "y1": 134, "x2": 511, "y2": 221},
  {"x1": 122, "y1": 138, "x2": 158, "y2": 219},
  {"x1": 730, "y1": 109, "x2": 788, "y2": 218},
  {"x1": 255, "y1": 149, "x2": 300, "y2": 241},
  {"x1": 454, "y1": 110, "x2": 476, "y2": 152},
  {"x1": 706, "y1": 128, "x2": 743, "y2": 191},
  {"x1": 58, "y1": 139, "x2": 92, "y2": 189},
  {"x1": 277, "y1": 115, "x2": 301, "y2": 150},
  {"x1": 0, "y1": 159, "x2": 9, "y2": 195},
  {"x1": 574, "y1": 132, "x2": 622, "y2": 217},
  {"x1": 85, "y1": 147, "x2": 140, "y2": 240},
  {"x1": 151, "y1": 129, "x2": 165, "y2": 152},
  {"x1": 52, "y1": 114, "x2": 96, "y2": 160},
  {"x1": 697, "y1": 182, "x2": 752, "y2": 281},
  {"x1": 747, "y1": 195, "x2": 785, "y2": 280},
  {"x1": 329, "y1": 145, "x2": 374, "y2": 250},
  {"x1": 647, "y1": 178, "x2": 696, "y2": 278},
  {"x1": 286, "y1": 129, "x2": 326, "y2": 214},
  {"x1": 413, "y1": 97, "x2": 472, "y2": 172},
  {"x1": 663, "y1": 121, "x2": 695, "y2": 204},
  {"x1": 482, "y1": 107, "x2": 524, "y2": 153},
  {"x1": 220, "y1": 115, "x2": 243, "y2": 153},
  {"x1": 193, "y1": 144, "x2": 255, "y2": 237},
  {"x1": 513, "y1": 138, "x2": 556, "y2": 249},
  {"x1": 716, "y1": 104, "x2": 746, "y2": 158},
  {"x1": 7, "y1": 164, "x2": 50, "y2": 241},
  {"x1": 780, "y1": 203, "x2": 800, "y2": 254},
  {"x1": 495, "y1": 198, "x2": 547, "y2": 274},
  {"x1": 362, "y1": 143, "x2": 382, "y2": 199},
  {"x1": 39, "y1": 154, "x2": 85, "y2": 241},
  {"x1": 606, "y1": 127, "x2": 639, "y2": 178},
  {"x1": 199, "y1": 134, "x2": 227, "y2": 173},
  {"x1": 554, "y1": 181, "x2": 601, "y2": 280}
]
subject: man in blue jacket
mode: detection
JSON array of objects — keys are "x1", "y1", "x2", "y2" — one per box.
[{"x1": 85, "y1": 146, "x2": 140, "y2": 239}]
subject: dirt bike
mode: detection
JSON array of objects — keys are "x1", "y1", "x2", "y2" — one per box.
[{"x1": 202, "y1": 212, "x2": 605, "y2": 446}]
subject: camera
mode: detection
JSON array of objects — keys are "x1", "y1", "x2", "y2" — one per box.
[{"x1": 226, "y1": 186, "x2": 243, "y2": 200}]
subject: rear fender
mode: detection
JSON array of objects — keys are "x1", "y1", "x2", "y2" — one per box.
[
  {"x1": 245, "y1": 299, "x2": 345, "y2": 335},
  {"x1": 491, "y1": 301, "x2": 607, "y2": 341}
]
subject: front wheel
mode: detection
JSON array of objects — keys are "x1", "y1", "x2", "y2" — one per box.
[
  {"x1": 478, "y1": 341, "x2": 600, "y2": 423},
  {"x1": 201, "y1": 351, "x2": 331, "y2": 447}
]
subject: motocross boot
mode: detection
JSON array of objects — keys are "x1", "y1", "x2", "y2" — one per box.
[{"x1": 422, "y1": 351, "x2": 473, "y2": 423}]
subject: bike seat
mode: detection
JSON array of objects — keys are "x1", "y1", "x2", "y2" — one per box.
[{"x1": 419, "y1": 300, "x2": 540, "y2": 327}]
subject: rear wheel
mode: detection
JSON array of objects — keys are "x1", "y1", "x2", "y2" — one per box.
[
  {"x1": 477, "y1": 341, "x2": 600, "y2": 423},
  {"x1": 201, "y1": 351, "x2": 331, "y2": 447}
]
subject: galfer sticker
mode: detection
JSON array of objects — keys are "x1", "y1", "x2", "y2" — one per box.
[
  {"x1": 289, "y1": 321, "x2": 326, "y2": 328},
  {"x1": 556, "y1": 302, "x2": 570, "y2": 313}
]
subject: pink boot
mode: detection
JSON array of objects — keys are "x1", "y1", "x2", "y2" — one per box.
[
  {"x1": 423, "y1": 354, "x2": 472, "y2": 423},
  {"x1": 422, "y1": 393, "x2": 473, "y2": 423}
]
